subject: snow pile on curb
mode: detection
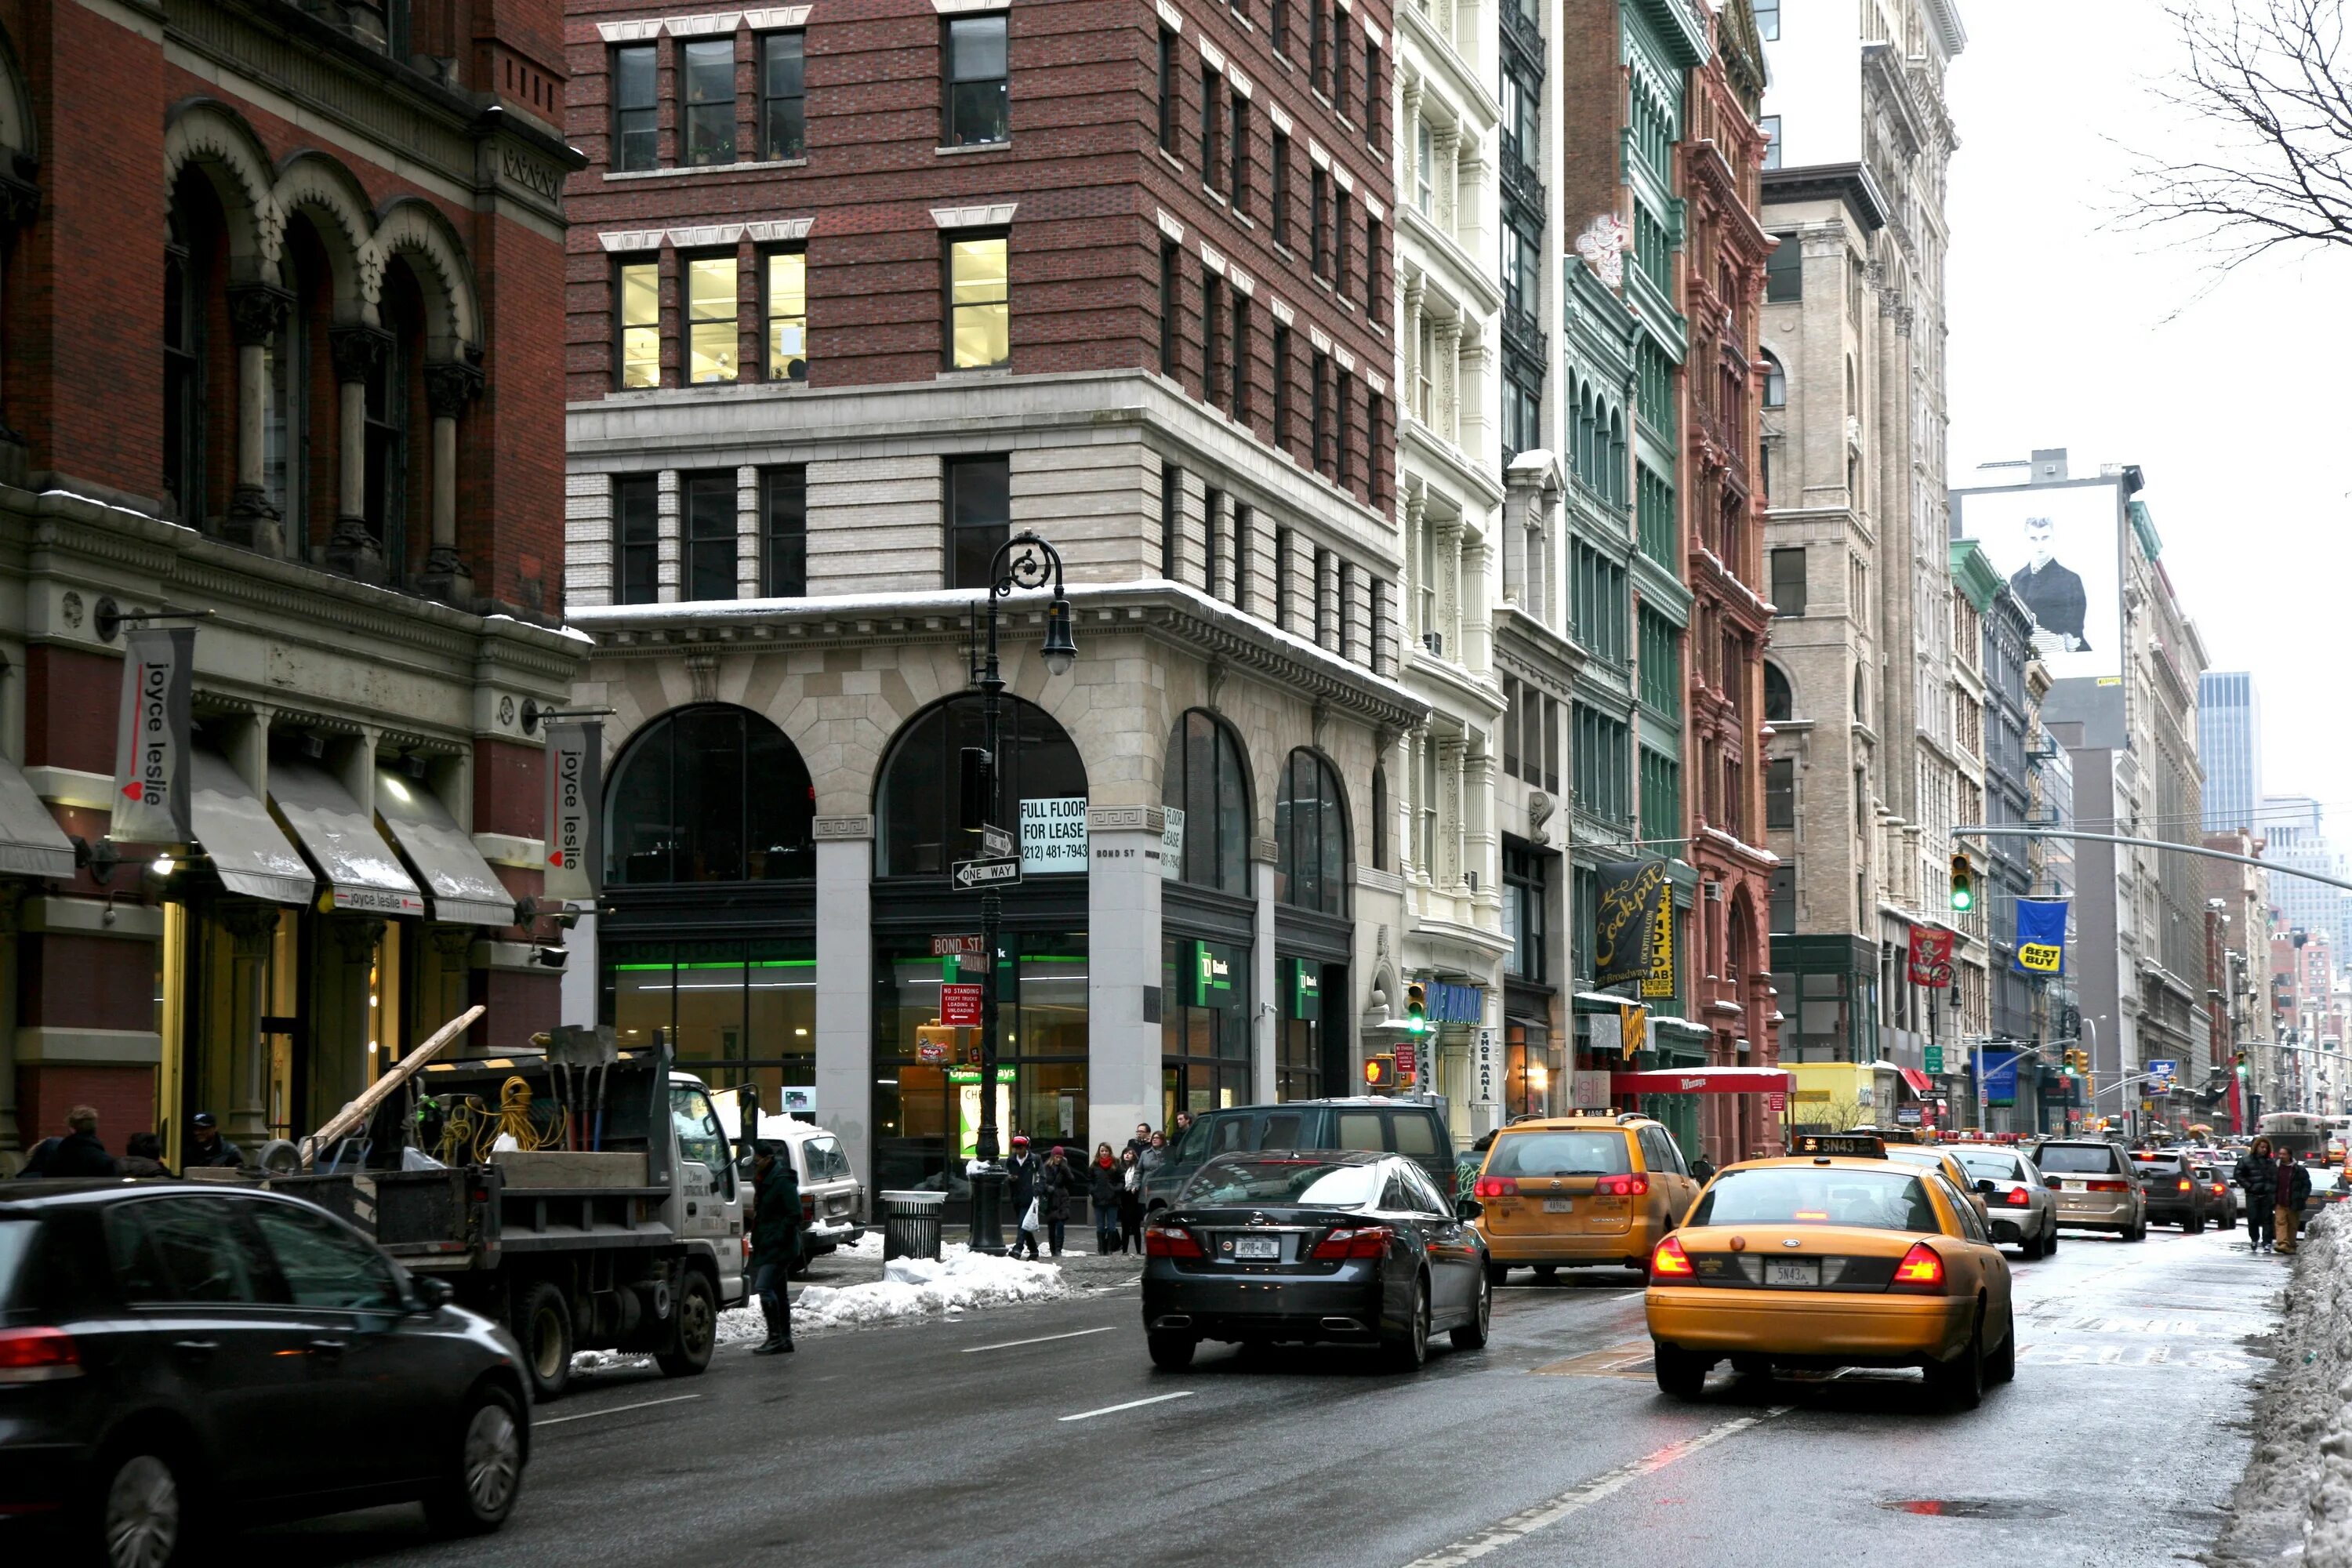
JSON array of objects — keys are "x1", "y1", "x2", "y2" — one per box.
[
  {"x1": 2213, "y1": 1208, "x2": 2344, "y2": 1566},
  {"x1": 714, "y1": 1243, "x2": 1081, "y2": 1343}
]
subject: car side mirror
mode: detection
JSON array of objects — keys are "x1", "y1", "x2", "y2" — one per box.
[
  {"x1": 1974, "y1": 1179, "x2": 1997, "y2": 1196},
  {"x1": 412, "y1": 1275, "x2": 453, "y2": 1312},
  {"x1": 1455, "y1": 1198, "x2": 1484, "y2": 1221}
]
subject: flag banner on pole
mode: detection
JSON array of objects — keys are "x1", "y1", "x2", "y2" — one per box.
[
  {"x1": 1907, "y1": 926, "x2": 1955, "y2": 989},
  {"x1": 111, "y1": 626, "x2": 194, "y2": 845},
  {"x1": 543, "y1": 720, "x2": 603, "y2": 902},
  {"x1": 2013, "y1": 898, "x2": 2068, "y2": 976},
  {"x1": 1595, "y1": 861, "x2": 1668, "y2": 989}
]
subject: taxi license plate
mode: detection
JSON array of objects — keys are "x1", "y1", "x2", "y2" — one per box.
[
  {"x1": 1234, "y1": 1236, "x2": 1280, "y2": 1261},
  {"x1": 1543, "y1": 1199, "x2": 1574, "y2": 1214},
  {"x1": 1766, "y1": 1259, "x2": 1819, "y2": 1287}
]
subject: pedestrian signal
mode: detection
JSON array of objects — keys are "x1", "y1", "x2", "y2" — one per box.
[{"x1": 1364, "y1": 1054, "x2": 1399, "y2": 1092}]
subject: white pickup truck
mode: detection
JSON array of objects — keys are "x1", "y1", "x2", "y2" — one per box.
[{"x1": 711, "y1": 1090, "x2": 866, "y2": 1272}]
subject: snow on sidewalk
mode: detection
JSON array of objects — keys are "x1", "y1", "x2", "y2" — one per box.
[
  {"x1": 714, "y1": 1242, "x2": 1083, "y2": 1346},
  {"x1": 2213, "y1": 1207, "x2": 2352, "y2": 1566}
]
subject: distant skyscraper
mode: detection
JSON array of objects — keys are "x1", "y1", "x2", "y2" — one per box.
[
  {"x1": 2265, "y1": 795, "x2": 2342, "y2": 949},
  {"x1": 2200, "y1": 670, "x2": 2263, "y2": 833}
]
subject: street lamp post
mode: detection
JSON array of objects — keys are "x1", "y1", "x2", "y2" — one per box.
[{"x1": 964, "y1": 531, "x2": 1077, "y2": 1257}]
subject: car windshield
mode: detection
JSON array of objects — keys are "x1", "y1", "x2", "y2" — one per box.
[
  {"x1": 1176, "y1": 1157, "x2": 1377, "y2": 1209},
  {"x1": 1486, "y1": 1131, "x2": 1632, "y2": 1178},
  {"x1": 1884, "y1": 1149, "x2": 1948, "y2": 1172},
  {"x1": 668, "y1": 1085, "x2": 733, "y2": 1187},
  {"x1": 2035, "y1": 1144, "x2": 2122, "y2": 1174},
  {"x1": 2132, "y1": 1153, "x2": 2184, "y2": 1172},
  {"x1": 1690, "y1": 1167, "x2": 1939, "y2": 1232},
  {"x1": 1953, "y1": 1149, "x2": 2021, "y2": 1181}
]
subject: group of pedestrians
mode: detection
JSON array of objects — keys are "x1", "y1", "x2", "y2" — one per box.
[
  {"x1": 2234, "y1": 1137, "x2": 2315, "y2": 1254},
  {"x1": 994, "y1": 1116, "x2": 1192, "y2": 1258},
  {"x1": 12, "y1": 1105, "x2": 243, "y2": 1178}
]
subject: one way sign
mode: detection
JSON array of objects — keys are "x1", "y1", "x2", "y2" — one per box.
[{"x1": 953, "y1": 855, "x2": 1022, "y2": 890}]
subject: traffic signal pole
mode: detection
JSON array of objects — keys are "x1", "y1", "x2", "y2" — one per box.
[{"x1": 1951, "y1": 826, "x2": 2352, "y2": 894}]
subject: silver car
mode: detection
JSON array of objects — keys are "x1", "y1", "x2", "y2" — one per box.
[
  {"x1": 1951, "y1": 1144, "x2": 2061, "y2": 1258},
  {"x1": 2030, "y1": 1138, "x2": 2148, "y2": 1241}
]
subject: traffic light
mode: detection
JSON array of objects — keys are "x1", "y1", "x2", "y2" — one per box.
[
  {"x1": 1948, "y1": 851, "x2": 1975, "y2": 913},
  {"x1": 916, "y1": 1022, "x2": 958, "y2": 1059},
  {"x1": 1364, "y1": 1054, "x2": 1399, "y2": 1092},
  {"x1": 1403, "y1": 982, "x2": 1428, "y2": 1036}
]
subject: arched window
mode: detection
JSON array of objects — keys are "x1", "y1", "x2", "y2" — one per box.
[
  {"x1": 605, "y1": 704, "x2": 815, "y2": 884},
  {"x1": 1370, "y1": 761, "x2": 1389, "y2": 871},
  {"x1": 1763, "y1": 662, "x2": 1794, "y2": 723},
  {"x1": 1275, "y1": 748, "x2": 1349, "y2": 914},
  {"x1": 877, "y1": 694, "x2": 1086, "y2": 877},
  {"x1": 1761, "y1": 350, "x2": 1786, "y2": 409},
  {"x1": 1853, "y1": 666, "x2": 1867, "y2": 719},
  {"x1": 1162, "y1": 709, "x2": 1249, "y2": 893},
  {"x1": 1607, "y1": 408, "x2": 1627, "y2": 505}
]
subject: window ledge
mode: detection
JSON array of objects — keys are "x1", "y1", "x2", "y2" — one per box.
[
  {"x1": 606, "y1": 157, "x2": 808, "y2": 180},
  {"x1": 936, "y1": 140, "x2": 1011, "y2": 155},
  {"x1": 1158, "y1": 147, "x2": 1186, "y2": 175},
  {"x1": 936, "y1": 365, "x2": 1014, "y2": 381}
]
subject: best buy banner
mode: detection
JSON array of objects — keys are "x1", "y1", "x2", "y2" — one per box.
[{"x1": 2013, "y1": 898, "x2": 2068, "y2": 976}]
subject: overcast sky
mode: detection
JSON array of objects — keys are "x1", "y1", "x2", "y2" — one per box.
[{"x1": 1941, "y1": 0, "x2": 2351, "y2": 828}]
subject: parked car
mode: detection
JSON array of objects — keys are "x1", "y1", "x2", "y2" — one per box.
[
  {"x1": 0, "y1": 1181, "x2": 530, "y2": 1566},
  {"x1": 1140, "y1": 1151, "x2": 1490, "y2": 1371},
  {"x1": 1470, "y1": 1115, "x2": 1703, "y2": 1281},
  {"x1": 1143, "y1": 1098, "x2": 1457, "y2": 1213},
  {"x1": 2191, "y1": 1162, "x2": 2238, "y2": 1229},
  {"x1": 1947, "y1": 1144, "x2": 2060, "y2": 1258},
  {"x1": 2030, "y1": 1138, "x2": 2149, "y2": 1240},
  {"x1": 738, "y1": 1119, "x2": 865, "y2": 1273},
  {"x1": 2129, "y1": 1149, "x2": 2209, "y2": 1232}
]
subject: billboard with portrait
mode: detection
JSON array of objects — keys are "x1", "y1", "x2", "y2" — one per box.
[{"x1": 1955, "y1": 481, "x2": 2122, "y2": 681}]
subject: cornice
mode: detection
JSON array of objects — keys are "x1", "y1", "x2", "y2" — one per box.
[{"x1": 1761, "y1": 162, "x2": 1889, "y2": 234}]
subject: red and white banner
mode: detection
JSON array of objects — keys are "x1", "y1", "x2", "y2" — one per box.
[
  {"x1": 1610, "y1": 1067, "x2": 1794, "y2": 1096},
  {"x1": 1907, "y1": 926, "x2": 1955, "y2": 989}
]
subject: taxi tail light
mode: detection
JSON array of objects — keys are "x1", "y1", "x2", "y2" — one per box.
[
  {"x1": 1889, "y1": 1242, "x2": 1947, "y2": 1294},
  {"x1": 1145, "y1": 1225, "x2": 1204, "y2": 1260},
  {"x1": 1596, "y1": 1174, "x2": 1650, "y2": 1198},
  {"x1": 1310, "y1": 1225, "x2": 1395, "y2": 1261},
  {"x1": 2085, "y1": 1180, "x2": 2129, "y2": 1193},
  {"x1": 1650, "y1": 1233, "x2": 1694, "y2": 1278},
  {"x1": 1474, "y1": 1177, "x2": 1520, "y2": 1200},
  {"x1": 0, "y1": 1326, "x2": 82, "y2": 1382},
  {"x1": 2003, "y1": 1186, "x2": 2034, "y2": 1207}
]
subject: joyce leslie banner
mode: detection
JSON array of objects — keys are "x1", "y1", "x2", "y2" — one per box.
[{"x1": 111, "y1": 626, "x2": 194, "y2": 844}]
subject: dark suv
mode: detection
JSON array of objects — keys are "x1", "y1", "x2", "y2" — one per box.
[
  {"x1": 2129, "y1": 1148, "x2": 2209, "y2": 1232},
  {"x1": 0, "y1": 1181, "x2": 530, "y2": 1564},
  {"x1": 1145, "y1": 1098, "x2": 1457, "y2": 1211}
]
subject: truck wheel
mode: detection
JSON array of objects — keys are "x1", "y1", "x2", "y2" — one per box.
[
  {"x1": 512, "y1": 1281, "x2": 573, "y2": 1400},
  {"x1": 423, "y1": 1385, "x2": 524, "y2": 1537},
  {"x1": 655, "y1": 1270, "x2": 717, "y2": 1377}
]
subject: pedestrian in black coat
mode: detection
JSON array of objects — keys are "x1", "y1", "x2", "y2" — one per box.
[
  {"x1": 1003, "y1": 1134, "x2": 1044, "y2": 1258},
  {"x1": 21, "y1": 1106, "x2": 118, "y2": 1178},
  {"x1": 2279, "y1": 1155, "x2": 2314, "y2": 1254},
  {"x1": 2238, "y1": 1138, "x2": 2278, "y2": 1251},
  {"x1": 1038, "y1": 1145, "x2": 1081, "y2": 1258},
  {"x1": 1087, "y1": 1143, "x2": 1123, "y2": 1254},
  {"x1": 1117, "y1": 1145, "x2": 1146, "y2": 1254},
  {"x1": 749, "y1": 1142, "x2": 800, "y2": 1355}
]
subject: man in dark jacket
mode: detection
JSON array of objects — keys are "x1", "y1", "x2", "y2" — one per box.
[
  {"x1": 1001, "y1": 1134, "x2": 1044, "y2": 1259},
  {"x1": 22, "y1": 1106, "x2": 118, "y2": 1178},
  {"x1": 2278, "y1": 1153, "x2": 2314, "y2": 1255},
  {"x1": 1037, "y1": 1145, "x2": 1082, "y2": 1258},
  {"x1": 2237, "y1": 1139, "x2": 2278, "y2": 1252},
  {"x1": 748, "y1": 1141, "x2": 800, "y2": 1356},
  {"x1": 118, "y1": 1133, "x2": 171, "y2": 1178},
  {"x1": 184, "y1": 1112, "x2": 246, "y2": 1170}
]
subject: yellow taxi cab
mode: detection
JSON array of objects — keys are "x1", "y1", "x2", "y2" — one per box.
[
  {"x1": 1471, "y1": 1114, "x2": 1703, "y2": 1283},
  {"x1": 1645, "y1": 1132, "x2": 2016, "y2": 1410}
]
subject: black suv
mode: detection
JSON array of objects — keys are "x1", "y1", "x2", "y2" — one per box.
[
  {"x1": 1144, "y1": 1098, "x2": 1457, "y2": 1211},
  {"x1": 0, "y1": 1181, "x2": 530, "y2": 1564},
  {"x1": 2129, "y1": 1148, "x2": 2210, "y2": 1232}
]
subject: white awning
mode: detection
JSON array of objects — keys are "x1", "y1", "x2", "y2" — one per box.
[
  {"x1": 191, "y1": 750, "x2": 314, "y2": 906},
  {"x1": 269, "y1": 759, "x2": 424, "y2": 917},
  {"x1": 0, "y1": 757, "x2": 74, "y2": 879},
  {"x1": 373, "y1": 768, "x2": 516, "y2": 927}
]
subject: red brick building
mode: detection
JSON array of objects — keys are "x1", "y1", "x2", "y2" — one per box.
[
  {"x1": 1678, "y1": 3, "x2": 1779, "y2": 1161},
  {"x1": 557, "y1": 0, "x2": 1427, "y2": 1189},
  {"x1": 0, "y1": 0, "x2": 582, "y2": 1168}
]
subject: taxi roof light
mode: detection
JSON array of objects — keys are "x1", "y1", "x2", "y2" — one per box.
[
  {"x1": 1650, "y1": 1233, "x2": 1694, "y2": 1278},
  {"x1": 1889, "y1": 1241, "x2": 1947, "y2": 1293}
]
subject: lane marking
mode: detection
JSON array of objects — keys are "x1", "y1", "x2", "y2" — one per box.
[
  {"x1": 1397, "y1": 1407, "x2": 1791, "y2": 1567},
  {"x1": 963, "y1": 1326, "x2": 1119, "y2": 1354},
  {"x1": 1058, "y1": 1391, "x2": 1195, "y2": 1422},
  {"x1": 537, "y1": 1393, "x2": 702, "y2": 1427}
]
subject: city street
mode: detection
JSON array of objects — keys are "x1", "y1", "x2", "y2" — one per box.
[{"x1": 249, "y1": 1226, "x2": 2278, "y2": 1568}]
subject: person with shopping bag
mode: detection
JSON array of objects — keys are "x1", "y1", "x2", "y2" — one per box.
[{"x1": 1002, "y1": 1134, "x2": 1045, "y2": 1259}]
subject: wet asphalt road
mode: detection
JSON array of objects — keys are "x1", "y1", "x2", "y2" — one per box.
[{"x1": 252, "y1": 1221, "x2": 2282, "y2": 1568}]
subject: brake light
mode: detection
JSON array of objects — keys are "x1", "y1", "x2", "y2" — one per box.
[
  {"x1": 1310, "y1": 1225, "x2": 1396, "y2": 1260},
  {"x1": 2177, "y1": 1179, "x2": 2193, "y2": 1192},
  {"x1": 1650, "y1": 1233, "x2": 1693, "y2": 1277},
  {"x1": 1889, "y1": 1241, "x2": 1947, "y2": 1293},
  {"x1": 1145, "y1": 1225, "x2": 1204, "y2": 1259},
  {"x1": 1474, "y1": 1177, "x2": 1520, "y2": 1200},
  {"x1": 1596, "y1": 1174, "x2": 1651, "y2": 1198},
  {"x1": 0, "y1": 1327, "x2": 81, "y2": 1382},
  {"x1": 2212, "y1": 1184, "x2": 2227, "y2": 1196},
  {"x1": 2086, "y1": 1181, "x2": 2129, "y2": 1193},
  {"x1": 2004, "y1": 1186, "x2": 2033, "y2": 1207},
  {"x1": 801, "y1": 1193, "x2": 816, "y2": 1218}
]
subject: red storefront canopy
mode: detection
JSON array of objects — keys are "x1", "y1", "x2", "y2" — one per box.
[
  {"x1": 1610, "y1": 1067, "x2": 1795, "y2": 1096},
  {"x1": 1898, "y1": 1067, "x2": 1933, "y2": 1096}
]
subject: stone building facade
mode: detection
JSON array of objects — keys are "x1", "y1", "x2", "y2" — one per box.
[{"x1": 0, "y1": 0, "x2": 580, "y2": 1168}]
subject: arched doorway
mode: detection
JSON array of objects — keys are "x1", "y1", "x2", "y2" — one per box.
[
  {"x1": 871, "y1": 695, "x2": 1089, "y2": 1195},
  {"x1": 598, "y1": 705, "x2": 818, "y2": 1105}
]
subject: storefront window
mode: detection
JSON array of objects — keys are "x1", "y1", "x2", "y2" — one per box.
[
  {"x1": 1161, "y1": 709, "x2": 1250, "y2": 893},
  {"x1": 605, "y1": 705, "x2": 815, "y2": 884},
  {"x1": 1274, "y1": 749, "x2": 1349, "y2": 913},
  {"x1": 1163, "y1": 935, "x2": 1250, "y2": 1121},
  {"x1": 601, "y1": 937, "x2": 815, "y2": 1102},
  {"x1": 1503, "y1": 845, "x2": 1547, "y2": 980},
  {"x1": 1506, "y1": 1021, "x2": 1555, "y2": 1119},
  {"x1": 877, "y1": 695, "x2": 1087, "y2": 878},
  {"x1": 1277, "y1": 956, "x2": 1323, "y2": 1101},
  {"x1": 873, "y1": 931, "x2": 1089, "y2": 1194}
]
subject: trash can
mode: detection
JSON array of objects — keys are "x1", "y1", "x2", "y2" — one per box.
[{"x1": 880, "y1": 1189, "x2": 946, "y2": 1261}]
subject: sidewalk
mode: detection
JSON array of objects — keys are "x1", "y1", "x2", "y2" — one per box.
[{"x1": 713, "y1": 1228, "x2": 1143, "y2": 1345}]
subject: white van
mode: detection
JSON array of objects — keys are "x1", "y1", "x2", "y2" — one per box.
[{"x1": 710, "y1": 1090, "x2": 866, "y2": 1272}]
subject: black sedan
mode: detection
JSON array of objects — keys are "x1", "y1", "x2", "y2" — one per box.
[
  {"x1": 1140, "y1": 1150, "x2": 1491, "y2": 1370},
  {"x1": 1, "y1": 1180, "x2": 530, "y2": 1567}
]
